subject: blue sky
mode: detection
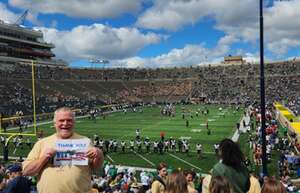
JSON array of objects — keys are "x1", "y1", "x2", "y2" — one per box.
[{"x1": 1, "y1": 0, "x2": 300, "y2": 68}]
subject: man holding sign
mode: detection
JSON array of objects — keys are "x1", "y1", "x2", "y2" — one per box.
[{"x1": 22, "y1": 107, "x2": 103, "y2": 193}]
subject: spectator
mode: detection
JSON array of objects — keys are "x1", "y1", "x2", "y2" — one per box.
[
  {"x1": 184, "y1": 170, "x2": 198, "y2": 193},
  {"x1": 1, "y1": 164, "x2": 31, "y2": 193},
  {"x1": 209, "y1": 176, "x2": 234, "y2": 193},
  {"x1": 212, "y1": 139, "x2": 250, "y2": 193},
  {"x1": 151, "y1": 163, "x2": 168, "y2": 193},
  {"x1": 165, "y1": 170, "x2": 188, "y2": 193},
  {"x1": 22, "y1": 107, "x2": 104, "y2": 193},
  {"x1": 262, "y1": 177, "x2": 286, "y2": 193},
  {"x1": 247, "y1": 175, "x2": 261, "y2": 193},
  {"x1": 202, "y1": 174, "x2": 212, "y2": 193}
]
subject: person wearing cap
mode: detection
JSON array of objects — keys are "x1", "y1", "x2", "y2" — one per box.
[
  {"x1": 22, "y1": 107, "x2": 104, "y2": 193},
  {"x1": 1, "y1": 164, "x2": 31, "y2": 193}
]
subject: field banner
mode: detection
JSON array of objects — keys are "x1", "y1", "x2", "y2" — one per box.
[
  {"x1": 291, "y1": 122, "x2": 300, "y2": 134},
  {"x1": 54, "y1": 139, "x2": 90, "y2": 166},
  {"x1": 274, "y1": 102, "x2": 300, "y2": 142}
]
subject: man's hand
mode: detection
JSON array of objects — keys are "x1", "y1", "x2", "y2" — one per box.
[
  {"x1": 23, "y1": 148, "x2": 56, "y2": 176},
  {"x1": 43, "y1": 148, "x2": 56, "y2": 159},
  {"x1": 86, "y1": 147, "x2": 101, "y2": 159},
  {"x1": 86, "y1": 147, "x2": 103, "y2": 170}
]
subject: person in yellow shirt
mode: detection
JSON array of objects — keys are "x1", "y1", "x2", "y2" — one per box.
[
  {"x1": 151, "y1": 163, "x2": 168, "y2": 193},
  {"x1": 202, "y1": 174, "x2": 261, "y2": 193},
  {"x1": 22, "y1": 107, "x2": 104, "y2": 193},
  {"x1": 248, "y1": 175, "x2": 261, "y2": 193},
  {"x1": 201, "y1": 174, "x2": 212, "y2": 193}
]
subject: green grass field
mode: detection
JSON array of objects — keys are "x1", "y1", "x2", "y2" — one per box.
[{"x1": 1, "y1": 104, "x2": 245, "y2": 173}]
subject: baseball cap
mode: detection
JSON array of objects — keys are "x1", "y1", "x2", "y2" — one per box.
[{"x1": 7, "y1": 164, "x2": 22, "y2": 173}]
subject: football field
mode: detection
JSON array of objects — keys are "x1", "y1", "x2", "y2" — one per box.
[{"x1": 2, "y1": 104, "x2": 244, "y2": 173}]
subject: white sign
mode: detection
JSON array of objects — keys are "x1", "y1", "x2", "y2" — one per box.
[{"x1": 54, "y1": 139, "x2": 90, "y2": 166}]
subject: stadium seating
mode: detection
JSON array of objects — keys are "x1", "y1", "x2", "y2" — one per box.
[{"x1": 0, "y1": 60, "x2": 299, "y2": 117}]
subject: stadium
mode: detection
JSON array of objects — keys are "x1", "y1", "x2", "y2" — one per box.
[{"x1": 0, "y1": 1, "x2": 300, "y2": 193}]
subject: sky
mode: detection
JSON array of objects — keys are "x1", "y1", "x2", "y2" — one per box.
[{"x1": 1, "y1": 0, "x2": 300, "y2": 68}]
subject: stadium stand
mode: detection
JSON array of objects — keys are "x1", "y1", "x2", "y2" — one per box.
[
  {"x1": 1, "y1": 60, "x2": 299, "y2": 116},
  {"x1": 0, "y1": 60, "x2": 299, "y2": 193}
]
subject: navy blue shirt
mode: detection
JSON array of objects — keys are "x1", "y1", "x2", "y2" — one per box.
[{"x1": 1, "y1": 176, "x2": 31, "y2": 193}]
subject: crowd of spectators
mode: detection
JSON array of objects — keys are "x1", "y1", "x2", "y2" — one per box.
[
  {"x1": 1, "y1": 59, "x2": 299, "y2": 118},
  {"x1": 0, "y1": 59, "x2": 299, "y2": 193},
  {"x1": 0, "y1": 106, "x2": 299, "y2": 193},
  {"x1": 0, "y1": 138, "x2": 297, "y2": 193},
  {"x1": 247, "y1": 106, "x2": 300, "y2": 192}
]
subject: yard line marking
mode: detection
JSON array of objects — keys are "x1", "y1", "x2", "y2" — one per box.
[
  {"x1": 168, "y1": 153, "x2": 202, "y2": 171},
  {"x1": 191, "y1": 129, "x2": 202, "y2": 133},
  {"x1": 189, "y1": 150, "x2": 215, "y2": 154},
  {"x1": 203, "y1": 151, "x2": 215, "y2": 154},
  {"x1": 6, "y1": 115, "x2": 90, "y2": 132},
  {"x1": 133, "y1": 151, "x2": 155, "y2": 166},
  {"x1": 115, "y1": 165, "x2": 156, "y2": 172},
  {"x1": 106, "y1": 155, "x2": 115, "y2": 163}
]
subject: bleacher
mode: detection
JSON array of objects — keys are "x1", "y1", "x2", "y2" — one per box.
[{"x1": 0, "y1": 60, "x2": 299, "y2": 116}]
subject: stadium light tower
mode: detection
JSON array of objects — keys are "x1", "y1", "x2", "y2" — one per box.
[
  {"x1": 259, "y1": 0, "x2": 268, "y2": 177},
  {"x1": 14, "y1": 9, "x2": 28, "y2": 25}
]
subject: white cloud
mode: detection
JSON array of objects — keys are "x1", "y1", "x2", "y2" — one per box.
[
  {"x1": 137, "y1": 0, "x2": 300, "y2": 56},
  {"x1": 136, "y1": 0, "x2": 211, "y2": 31},
  {"x1": 243, "y1": 52, "x2": 260, "y2": 64},
  {"x1": 0, "y1": 3, "x2": 19, "y2": 23},
  {"x1": 210, "y1": 0, "x2": 300, "y2": 56},
  {"x1": 3, "y1": 0, "x2": 300, "y2": 66},
  {"x1": 135, "y1": 0, "x2": 257, "y2": 62},
  {"x1": 267, "y1": 38, "x2": 300, "y2": 56},
  {"x1": 136, "y1": 0, "x2": 256, "y2": 31},
  {"x1": 38, "y1": 24, "x2": 162, "y2": 62},
  {"x1": 114, "y1": 35, "x2": 239, "y2": 68},
  {"x1": 9, "y1": 0, "x2": 141, "y2": 19},
  {"x1": 136, "y1": 0, "x2": 258, "y2": 47},
  {"x1": 263, "y1": 0, "x2": 300, "y2": 55},
  {"x1": 213, "y1": 35, "x2": 238, "y2": 57}
]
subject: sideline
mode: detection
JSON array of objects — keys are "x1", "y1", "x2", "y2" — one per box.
[
  {"x1": 133, "y1": 151, "x2": 155, "y2": 167},
  {"x1": 6, "y1": 115, "x2": 90, "y2": 132},
  {"x1": 231, "y1": 112, "x2": 250, "y2": 142},
  {"x1": 106, "y1": 155, "x2": 115, "y2": 163},
  {"x1": 168, "y1": 153, "x2": 202, "y2": 171}
]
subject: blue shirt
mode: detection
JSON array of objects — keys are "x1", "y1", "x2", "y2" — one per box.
[{"x1": 1, "y1": 176, "x2": 31, "y2": 193}]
